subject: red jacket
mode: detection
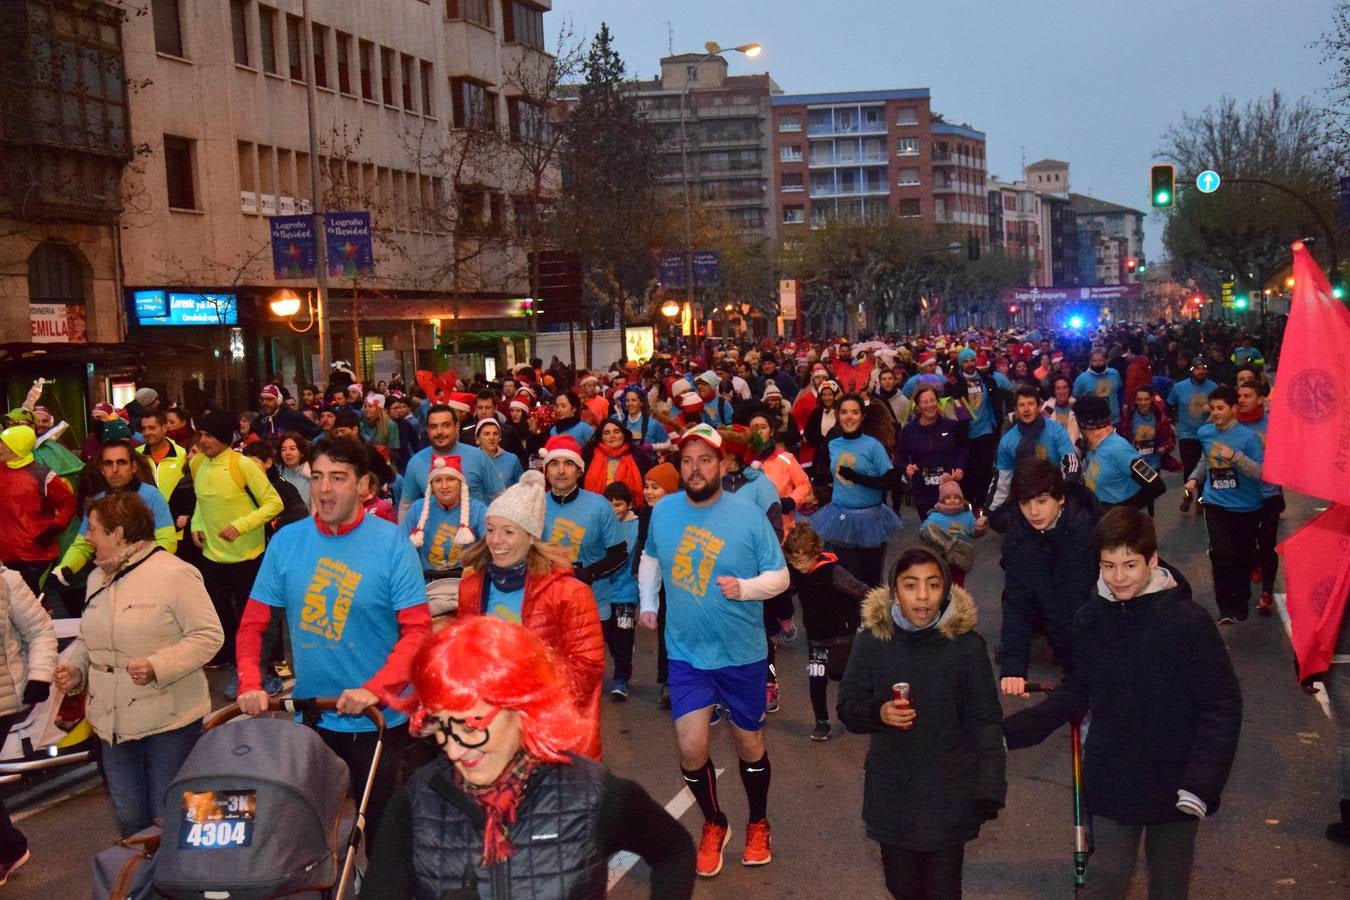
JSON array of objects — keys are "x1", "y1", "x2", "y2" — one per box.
[
  {"x1": 0, "y1": 462, "x2": 77, "y2": 563},
  {"x1": 1117, "y1": 397, "x2": 1177, "y2": 467},
  {"x1": 457, "y1": 564, "x2": 606, "y2": 760}
]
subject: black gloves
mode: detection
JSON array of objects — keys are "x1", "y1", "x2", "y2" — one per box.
[
  {"x1": 34, "y1": 525, "x2": 61, "y2": 547},
  {"x1": 23, "y1": 680, "x2": 51, "y2": 705},
  {"x1": 780, "y1": 496, "x2": 796, "y2": 515}
]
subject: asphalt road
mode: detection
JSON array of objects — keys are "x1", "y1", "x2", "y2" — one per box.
[{"x1": 8, "y1": 474, "x2": 1350, "y2": 899}]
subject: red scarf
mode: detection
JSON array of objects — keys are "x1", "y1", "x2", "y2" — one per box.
[
  {"x1": 583, "y1": 442, "x2": 645, "y2": 506},
  {"x1": 455, "y1": 750, "x2": 539, "y2": 866},
  {"x1": 1237, "y1": 406, "x2": 1264, "y2": 424}
]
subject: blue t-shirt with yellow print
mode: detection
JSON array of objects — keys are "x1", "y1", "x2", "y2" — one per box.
[
  {"x1": 404, "y1": 496, "x2": 488, "y2": 572},
  {"x1": 545, "y1": 488, "x2": 623, "y2": 613}
]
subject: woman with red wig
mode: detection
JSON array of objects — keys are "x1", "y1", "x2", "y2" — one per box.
[{"x1": 365, "y1": 616, "x2": 695, "y2": 899}]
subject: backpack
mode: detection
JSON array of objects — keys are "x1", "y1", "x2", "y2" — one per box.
[{"x1": 188, "y1": 449, "x2": 261, "y2": 509}]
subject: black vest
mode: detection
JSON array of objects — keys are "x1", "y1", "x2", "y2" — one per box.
[{"x1": 407, "y1": 754, "x2": 609, "y2": 899}]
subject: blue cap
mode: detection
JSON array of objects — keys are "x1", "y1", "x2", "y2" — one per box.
[{"x1": 958, "y1": 348, "x2": 977, "y2": 364}]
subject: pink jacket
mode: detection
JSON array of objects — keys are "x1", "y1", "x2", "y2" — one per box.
[{"x1": 759, "y1": 450, "x2": 813, "y2": 529}]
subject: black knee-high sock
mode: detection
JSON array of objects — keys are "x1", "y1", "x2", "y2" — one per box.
[
  {"x1": 739, "y1": 754, "x2": 771, "y2": 823},
  {"x1": 808, "y1": 646, "x2": 830, "y2": 721},
  {"x1": 681, "y1": 758, "x2": 726, "y2": 826}
]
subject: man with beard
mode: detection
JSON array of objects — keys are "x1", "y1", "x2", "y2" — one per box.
[
  {"x1": 638, "y1": 424, "x2": 789, "y2": 878},
  {"x1": 256, "y1": 384, "x2": 320, "y2": 441},
  {"x1": 398, "y1": 401, "x2": 499, "y2": 522},
  {"x1": 1073, "y1": 348, "x2": 1125, "y2": 422}
]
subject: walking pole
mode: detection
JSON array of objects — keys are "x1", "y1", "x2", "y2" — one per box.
[{"x1": 1071, "y1": 714, "x2": 1090, "y2": 892}]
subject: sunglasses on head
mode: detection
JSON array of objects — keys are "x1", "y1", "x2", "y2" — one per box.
[{"x1": 427, "y1": 706, "x2": 503, "y2": 749}]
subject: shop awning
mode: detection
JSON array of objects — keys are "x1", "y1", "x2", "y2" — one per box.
[{"x1": 0, "y1": 341, "x2": 206, "y2": 371}]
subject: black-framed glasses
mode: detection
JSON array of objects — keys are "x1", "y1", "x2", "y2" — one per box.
[{"x1": 427, "y1": 707, "x2": 502, "y2": 749}]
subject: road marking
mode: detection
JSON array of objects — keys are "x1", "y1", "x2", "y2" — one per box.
[
  {"x1": 1274, "y1": 593, "x2": 1331, "y2": 719},
  {"x1": 607, "y1": 768, "x2": 724, "y2": 890}
]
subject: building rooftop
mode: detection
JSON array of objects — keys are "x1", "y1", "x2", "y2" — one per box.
[
  {"x1": 1026, "y1": 158, "x2": 1069, "y2": 170},
  {"x1": 932, "y1": 122, "x2": 985, "y2": 140},
  {"x1": 772, "y1": 87, "x2": 930, "y2": 106},
  {"x1": 1068, "y1": 192, "x2": 1145, "y2": 217}
]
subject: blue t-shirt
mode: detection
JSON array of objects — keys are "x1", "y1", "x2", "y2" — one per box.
[
  {"x1": 545, "y1": 488, "x2": 623, "y2": 613},
  {"x1": 1167, "y1": 378, "x2": 1217, "y2": 439},
  {"x1": 403, "y1": 496, "x2": 488, "y2": 572},
  {"x1": 604, "y1": 514, "x2": 640, "y2": 605},
  {"x1": 80, "y1": 482, "x2": 173, "y2": 537},
  {"x1": 961, "y1": 371, "x2": 1012, "y2": 439},
  {"x1": 828, "y1": 433, "x2": 892, "y2": 509},
  {"x1": 251, "y1": 514, "x2": 427, "y2": 732},
  {"x1": 727, "y1": 467, "x2": 781, "y2": 516},
  {"x1": 645, "y1": 491, "x2": 784, "y2": 669},
  {"x1": 615, "y1": 413, "x2": 668, "y2": 446},
  {"x1": 485, "y1": 449, "x2": 523, "y2": 492},
  {"x1": 486, "y1": 583, "x2": 526, "y2": 625},
  {"x1": 996, "y1": 418, "x2": 1076, "y2": 472},
  {"x1": 923, "y1": 508, "x2": 976, "y2": 539},
  {"x1": 1194, "y1": 421, "x2": 1265, "y2": 512},
  {"x1": 552, "y1": 420, "x2": 594, "y2": 445},
  {"x1": 700, "y1": 398, "x2": 734, "y2": 427},
  {"x1": 1241, "y1": 414, "x2": 1281, "y2": 498},
  {"x1": 402, "y1": 443, "x2": 501, "y2": 515},
  {"x1": 1128, "y1": 412, "x2": 1162, "y2": 470},
  {"x1": 1085, "y1": 433, "x2": 1143, "y2": 505},
  {"x1": 1073, "y1": 369, "x2": 1124, "y2": 420}
]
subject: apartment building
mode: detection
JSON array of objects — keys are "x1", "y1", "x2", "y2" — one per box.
[
  {"x1": 616, "y1": 54, "x2": 779, "y2": 239},
  {"x1": 1022, "y1": 158, "x2": 1079, "y2": 287},
  {"x1": 771, "y1": 89, "x2": 988, "y2": 244},
  {"x1": 1070, "y1": 193, "x2": 1146, "y2": 286},
  {"x1": 7, "y1": 0, "x2": 555, "y2": 409},
  {"x1": 987, "y1": 177, "x2": 1044, "y2": 285}
]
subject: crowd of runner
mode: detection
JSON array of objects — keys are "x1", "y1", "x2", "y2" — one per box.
[{"x1": 1, "y1": 313, "x2": 1347, "y2": 898}]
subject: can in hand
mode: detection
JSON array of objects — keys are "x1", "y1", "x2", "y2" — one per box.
[{"x1": 892, "y1": 682, "x2": 911, "y2": 703}]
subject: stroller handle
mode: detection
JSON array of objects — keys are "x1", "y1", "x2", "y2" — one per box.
[{"x1": 205, "y1": 697, "x2": 387, "y2": 734}]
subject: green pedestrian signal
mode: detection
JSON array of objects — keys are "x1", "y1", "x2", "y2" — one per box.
[
  {"x1": 1333, "y1": 274, "x2": 1346, "y2": 300},
  {"x1": 1150, "y1": 164, "x2": 1175, "y2": 208},
  {"x1": 1234, "y1": 296, "x2": 1248, "y2": 310}
]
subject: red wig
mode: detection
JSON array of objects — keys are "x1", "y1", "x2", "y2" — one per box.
[{"x1": 403, "y1": 617, "x2": 588, "y2": 764}]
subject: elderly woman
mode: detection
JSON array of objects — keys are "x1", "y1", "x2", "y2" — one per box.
[
  {"x1": 52, "y1": 492, "x2": 223, "y2": 837},
  {"x1": 456, "y1": 471, "x2": 606, "y2": 759},
  {"x1": 365, "y1": 616, "x2": 694, "y2": 899}
]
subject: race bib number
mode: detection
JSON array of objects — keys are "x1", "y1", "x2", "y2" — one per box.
[
  {"x1": 921, "y1": 468, "x2": 944, "y2": 487},
  {"x1": 179, "y1": 790, "x2": 255, "y2": 849},
  {"x1": 1208, "y1": 467, "x2": 1237, "y2": 491},
  {"x1": 807, "y1": 660, "x2": 826, "y2": 678},
  {"x1": 615, "y1": 603, "x2": 635, "y2": 630}
]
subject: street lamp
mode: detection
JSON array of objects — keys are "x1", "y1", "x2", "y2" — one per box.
[
  {"x1": 680, "y1": 40, "x2": 762, "y2": 346},
  {"x1": 270, "y1": 288, "x2": 317, "y2": 332}
]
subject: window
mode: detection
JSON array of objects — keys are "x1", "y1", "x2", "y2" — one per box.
[
  {"x1": 336, "y1": 32, "x2": 352, "y2": 93},
  {"x1": 380, "y1": 47, "x2": 393, "y2": 103},
  {"x1": 451, "y1": 78, "x2": 495, "y2": 129},
  {"x1": 286, "y1": 15, "x2": 304, "y2": 81},
  {"x1": 448, "y1": 0, "x2": 491, "y2": 26},
  {"x1": 862, "y1": 106, "x2": 883, "y2": 129},
  {"x1": 895, "y1": 107, "x2": 919, "y2": 126},
  {"x1": 778, "y1": 115, "x2": 801, "y2": 133},
  {"x1": 359, "y1": 40, "x2": 374, "y2": 99},
  {"x1": 152, "y1": 0, "x2": 184, "y2": 57},
  {"x1": 896, "y1": 137, "x2": 918, "y2": 156},
  {"x1": 28, "y1": 242, "x2": 84, "y2": 306},
  {"x1": 312, "y1": 25, "x2": 328, "y2": 88},
  {"x1": 685, "y1": 65, "x2": 698, "y2": 82},
  {"x1": 782, "y1": 205, "x2": 804, "y2": 225},
  {"x1": 163, "y1": 135, "x2": 196, "y2": 209},
  {"x1": 898, "y1": 198, "x2": 921, "y2": 217},
  {"x1": 503, "y1": 1, "x2": 545, "y2": 50},
  {"x1": 230, "y1": 0, "x2": 250, "y2": 66},
  {"x1": 258, "y1": 6, "x2": 277, "y2": 73},
  {"x1": 781, "y1": 173, "x2": 803, "y2": 192},
  {"x1": 456, "y1": 187, "x2": 485, "y2": 233},
  {"x1": 421, "y1": 61, "x2": 434, "y2": 115},
  {"x1": 400, "y1": 55, "x2": 415, "y2": 109},
  {"x1": 897, "y1": 168, "x2": 920, "y2": 186},
  {"x1": 780, "y1": 144, "x2": 802, "y2": 163},
  {"x1": 508, "y1": 97, "x2": 547, "y2": 143}
]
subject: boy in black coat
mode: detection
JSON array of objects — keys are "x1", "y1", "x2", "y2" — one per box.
[
  {"x1": 838, "y1": 546, "x2": 1005, "y2": 899},
  {"x1": 1003, "y1": 507, "x2": 1242, "y2": 899}
]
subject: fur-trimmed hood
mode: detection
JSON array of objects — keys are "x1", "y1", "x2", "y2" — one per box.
[{"x1": 861, "y1": 583, "x2": 978, "y2": 641}]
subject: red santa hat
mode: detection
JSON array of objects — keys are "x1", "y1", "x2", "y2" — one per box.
[
  {"x1": 409, "y1": 455, "x2": 475, "y2": 549},
  {"x1": 539, "y1": 434, "x2": 585, "y2": 471},
  {"x1": 446, "y1": 392, "x2": 475, "y2": 415}
]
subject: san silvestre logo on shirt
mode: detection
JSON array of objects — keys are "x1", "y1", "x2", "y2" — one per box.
[
  {"x1": 671, "y1": 526, "x2": 725, "y2": 599},
  {"x1": 549, "y1": 518, "x2": 586, "y2": 563},
  {"x1": 302, "y1": 557, "x2": 362, "y2": 641}
]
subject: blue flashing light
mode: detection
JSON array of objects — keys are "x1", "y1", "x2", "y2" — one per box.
[{"x1": 1067, "y1": 315, "x2": 1085, "y2": 330}]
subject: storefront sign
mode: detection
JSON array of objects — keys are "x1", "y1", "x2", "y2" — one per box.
[
  {"x1": 133, "y1": 290, "x2": 238, "y2": 326},
  {"x1": 270, "y1": 215, "x2": 316, "y2": 279},
  {"x1": 326, "y1": 211, "x2": 375, "y2": 278},
  {"x1": 30, "y1": 303, "x2": 87, "y2": 343},
  {"x1": 779, "y1": 279, "x2": 799, "y2": 320},
  {"x1": 624, "y1": 326, "x2": 655, "y2": 363}
]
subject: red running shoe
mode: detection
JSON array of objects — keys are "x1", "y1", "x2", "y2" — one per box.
[
  {"x1": 696, "y1": 821, "x2": 730, "y2": 877},
  {"x1": 1258, "y1": 592, "x2": 1274, "y2": 616},
  {"x1": 742, "y1": 819, "x2": 772, "y2": 866}
]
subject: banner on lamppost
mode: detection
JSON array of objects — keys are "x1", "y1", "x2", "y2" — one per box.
[
  {"x1": 325, "y1": 211, "x2": 375, "y2": 278},
  {"x1": 659, "y1": 251, "x2": 720, "y2": 287},
  {"x1": 779, "y1": 279, "x2": 798, "y2": 320},
  {"x1": 659, "y1": 253, "x2": 686, "y2": 287},
  {"x1": 270, "y1": 215, "x2": 316, "y2": 279},
  {"x1": 692, "y1": 251, "x2": 720, "y2": 285}
]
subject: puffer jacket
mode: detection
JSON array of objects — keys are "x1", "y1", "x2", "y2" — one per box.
[
  {"x1": 837, "y1": 583, "x2": 1006, "y2": 852},
  {"x1": 458, "y1": 565, "x2": 605, "y2": 760},
  {"x1": 66, "y1": 544, "x2": 223, "y2": 744},
  {"x1": 0, "y1": 566, "x2": 58, "y2": 716}
]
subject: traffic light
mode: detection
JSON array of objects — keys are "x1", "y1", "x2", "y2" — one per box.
[
  {"x1": 1191, "y1": 294, "x2": 1204, "y2": 306},
  {"x1": 1137, "y1": 260, "x2": 1147, "y2": 273},
  {"x1": 1234, "y1": 295, "x2": 1248, "y2": 310},
  {"x1": 1150, "y1": 164, "x2": 1175, "y2": 208},
  {"x1": 1333, "y1": 272, "x2": 1345, "y2": 300},
  {"x1": 1125, "y1": 257, "x2": 1137, "y2": 274},
  {"x1": 1008, "y1": 304, "x2": 1019, "y2": 314}
]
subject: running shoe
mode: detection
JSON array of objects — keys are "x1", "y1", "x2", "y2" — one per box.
[
  {"x1": 696, "y1": 821, "x2": 731, "y2": 877},
  {"x1": 810, "y1": 720, "x2": 831, "y2": 742},
  {"x1": 609, "y1": 678, "x2": 629, "y2": 702},
  {"x1": 0, "y1": 844, "x2": 29, "y2": 887},
  {"x1": 1216, "y1": 616, "x2": 1238, "y2": 625},
  {"x1": 778, "y1": 620, "x2": 797, "y2": 643},
  {"x1": 1257, "y1": 592, "x2": 1274, "y2": 616},
  {"x1": 1179, "y1": 490, "x2": 1193, "y2": 513},
  {"x1": 741, "y1": 819, "x2": 772, "y2": 866},
  {"x1": 765, "y1": 681, "x2": 780, "y2": 714}
]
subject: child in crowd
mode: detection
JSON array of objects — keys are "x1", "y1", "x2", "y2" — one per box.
[
  {"x1": 404, "y1": 456, "x2": 486, "y2": 619},
  {"x1": 602, "y1": 481, "x2": 641, "y2": 701},
  {"x1": 782, "y1": 522, "x2": 868, "y2": 742},
  {"x1": 919, "y1": 480, "x2": 986, "y2": 586}
]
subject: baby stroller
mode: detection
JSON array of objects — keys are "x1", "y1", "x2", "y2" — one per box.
[{"x1": 93, "y1": 697, "x2": 384, "y2": 900}]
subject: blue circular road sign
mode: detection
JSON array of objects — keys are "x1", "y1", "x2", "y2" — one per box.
[{"x1": 1196, "y1": 170, "x2": 1221, "y2": 193}]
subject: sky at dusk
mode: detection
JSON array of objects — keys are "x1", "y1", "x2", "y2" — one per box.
[{"x1": 548, "y1": 0, "x2": 1341, "y2": 260}]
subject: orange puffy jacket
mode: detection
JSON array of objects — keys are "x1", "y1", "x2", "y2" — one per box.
[{"x1": 457, "y1": 564, "x2": 606, "y2": 759}]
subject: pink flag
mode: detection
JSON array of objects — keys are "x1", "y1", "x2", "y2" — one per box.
[
  {"x1": 1276, "y1": 503, "x2": 1350, "y2": 683},
  {"x1": 1265, "y1": 241, "x2": 1350, "y2": 504}
]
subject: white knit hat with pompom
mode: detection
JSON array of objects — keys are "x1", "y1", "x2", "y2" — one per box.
[
  {"x1": 410, "y1": 455, "x2": 475, "y2": 548},
  {"x1": 486, "y1": 469, "x2": 547, "y2": 539}
]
